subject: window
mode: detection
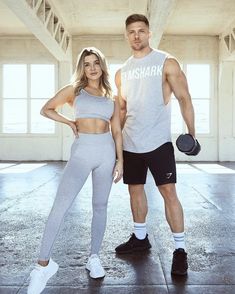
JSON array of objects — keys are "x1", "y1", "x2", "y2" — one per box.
[
  {"x1": 1, "y1": 63, "x2": 56, "y2": 134},
  {"x1": 171, "y1": 63, "x2": 211, "y2": 134},
  {"x1": 187, "y1": 64, "x2": 210, "y2": 134},
  {"x1": 109, "y1": 63, "x2": 123, "y2": 95}
]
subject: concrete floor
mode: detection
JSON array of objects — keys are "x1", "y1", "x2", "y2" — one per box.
[{"x1": 0, "y1": 161, "x2": 235, "y2": 294}]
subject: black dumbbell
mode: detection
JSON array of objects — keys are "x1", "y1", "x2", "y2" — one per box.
[{"x1": 176, "y1": 134, "x2": 201, "y2": 156}]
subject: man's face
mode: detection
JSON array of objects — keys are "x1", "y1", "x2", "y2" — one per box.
[{"x1": 126, "y1": 21, "x2": 150, "y2": 51}]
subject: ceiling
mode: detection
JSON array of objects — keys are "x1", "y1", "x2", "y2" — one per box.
[
  {"x1": 164, "y1": 0, "x2": 235, "y2": 35},
  {"x1": 0, "y1": 1, "x2": 31, "y2": 35},
  {"x1": 0, "y1": 0, "x2": 235, "y2": 36},
  {"x1": 49, "y1": 0, "x2": 148, "y2": 35}
]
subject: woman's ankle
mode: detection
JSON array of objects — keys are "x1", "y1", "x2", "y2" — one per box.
[{"x1": 38, "y1": 260, "x2": 49, "y2": 267}]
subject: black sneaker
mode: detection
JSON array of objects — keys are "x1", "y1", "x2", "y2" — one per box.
[
  {"x1": 171, "y1": 248, "x2": 188, "y2": 275},
  {"x1": 115, "y1": 233, "x2": 152, "y2": 254}
]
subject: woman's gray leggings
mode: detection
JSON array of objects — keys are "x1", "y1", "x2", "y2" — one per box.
[{"x1": 39, "y1": 132, "x2": 116, "y2": 260}]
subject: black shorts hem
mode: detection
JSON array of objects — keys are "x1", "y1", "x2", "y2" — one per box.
[
  {"x1": 155, "y1": 179, "x2": 177, "y2": 186},
  {"x1": 123, "y1": 180, "x2": 146, "y2": 185}
]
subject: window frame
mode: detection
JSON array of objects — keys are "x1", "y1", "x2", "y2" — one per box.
[
  {"x1": 171, "y1": 61, "x2": 216, "y2": 137},
  {"x1": 0, "y1": 62, "x2": 59, "y2": 137}
]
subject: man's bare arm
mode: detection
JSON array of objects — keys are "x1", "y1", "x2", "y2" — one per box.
[{"x1": 164, "y1": 58, "x2": 195, "y2": 137}]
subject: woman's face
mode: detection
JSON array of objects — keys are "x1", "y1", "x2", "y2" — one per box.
[{"x1": 84, "y1": 54, "x2": 102, "y2": 81}]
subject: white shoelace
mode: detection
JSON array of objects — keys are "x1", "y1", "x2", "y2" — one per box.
[{"x1": 30, "y1": 265, "x2": 47, "y2": 279}]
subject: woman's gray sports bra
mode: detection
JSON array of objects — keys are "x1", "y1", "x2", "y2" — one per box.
[{"x1": 74, "y1": 89, "x2": 114, "y2": 122}]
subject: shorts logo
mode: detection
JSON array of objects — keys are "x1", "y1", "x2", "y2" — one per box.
[{"x1": 166, "y1": 173, "x2": 172, "y2": 179}]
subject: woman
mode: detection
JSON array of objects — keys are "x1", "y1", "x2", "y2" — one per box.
[{"x1": 28, "y1": 47, "x2": 123, "y2": 294}]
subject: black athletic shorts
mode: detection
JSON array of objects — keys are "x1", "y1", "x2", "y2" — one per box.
[{"x1": 123, "y1": 142, "x2": 176, "y2": 186}]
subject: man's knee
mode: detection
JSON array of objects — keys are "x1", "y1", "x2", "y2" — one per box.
[
  {"x1": 128, "y1": 184, "x2": 145, "y2": 197},
  {"x1": 158, "y1": 183, "x2": 177, "y2": 199}
]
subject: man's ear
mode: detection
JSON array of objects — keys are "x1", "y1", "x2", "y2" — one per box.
[{"x1": 149, "y1": 30, "x2": 152, "y2": 38}]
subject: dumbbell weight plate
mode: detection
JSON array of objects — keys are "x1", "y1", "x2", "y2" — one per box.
[
  {"x1": 176, "y1": 134, "x2": 201, "y2": 156},
  {"x1": 176, "y1": 134, "x2": 196, "y2": 153}
]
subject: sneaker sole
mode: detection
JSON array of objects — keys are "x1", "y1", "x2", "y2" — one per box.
[
  {"x1": 49, "y1": 264, "x2": 59, "y2": 278},
  {"x1": 115, "y1": 245, "x2": 152, "y2": 254},
  {"x1": 171, "y1": 270, "x2": 188, "y2": 276},
  {"x1": 85, "y1": 265, "x2": 105, "y2": 279},
  {"x1": 89, "y1": 271, "x2": 105, "y2": 279}
]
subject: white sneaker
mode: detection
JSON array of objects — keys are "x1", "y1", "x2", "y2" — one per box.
[
  {"x1": 85, "y1": 254, "x2": 105, "y2": 279},
  {"x1": 27, "y1": 258, "x2": 59, "y2": 294}
]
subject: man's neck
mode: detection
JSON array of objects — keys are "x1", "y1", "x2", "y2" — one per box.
[{"x1": 133, "y1": 46, "x2": 152, "y2": 58}]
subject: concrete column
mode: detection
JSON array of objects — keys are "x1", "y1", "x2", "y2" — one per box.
[
  {"x1": 218, "y1": 61, "x2": 235, "y2": 160},
  {"x1": 58, "y1": 61, "x2": 73, "y2": 161},
  {"x1": 147, "y1": 0, "x2": 176, "y2": 48}
]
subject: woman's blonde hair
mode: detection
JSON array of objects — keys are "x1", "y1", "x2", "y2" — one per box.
[{"x1": 71, "y1": 47, "x2": 112, "y2": 98}]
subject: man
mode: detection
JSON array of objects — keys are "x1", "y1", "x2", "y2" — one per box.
[{"x1": 115, "y1": 14, "x2": 196, "y2": 276}]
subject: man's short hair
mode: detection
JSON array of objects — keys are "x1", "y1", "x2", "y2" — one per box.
[{"x1": 125, "y1": 14, "x2": 149, "y2": 28}]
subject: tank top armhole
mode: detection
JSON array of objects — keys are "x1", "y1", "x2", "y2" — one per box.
[{"x1": 72, "y1": 95, "x2": 79, "y2": 107}]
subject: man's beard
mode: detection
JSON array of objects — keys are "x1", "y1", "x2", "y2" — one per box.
[{"x1": 131, "y1": 42, "x2": 146, "y2": 51}]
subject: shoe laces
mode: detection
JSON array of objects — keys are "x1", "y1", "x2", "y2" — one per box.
[
  {"x1": 127, "y1": 233, "x2": 136, "y2": 241},
  {"x1": 30, "y1": 264, "x2": 47, "y2": 279},
  {"x1": 90, "y1": 256, "x2": 101, "y2": 264},
  {"x1": 173, "y1": 249, "x2": 187, "y2": 263},
  {"x1": 89, "y1": 255, "x2": 103, "y2": 268}
]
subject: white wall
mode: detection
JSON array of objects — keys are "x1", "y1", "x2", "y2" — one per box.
[
  {"x1": 218, "y1": 60, "x2": 235, "y2": 161},
  {"x1": 1, "y1": 34, "x2": 234, "y2": 161},
  {"x1": 72, "y1": 35, "x2": 130, "y2": 64},
  {"x1": 0, "y1": 36, "x2": 62, "y2": 161},
  {"x1": 217, "y1": 21, "x2": 235, "y2": 161}
]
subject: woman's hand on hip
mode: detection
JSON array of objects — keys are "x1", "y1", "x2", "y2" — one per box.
[{"x1": 68, "y1": 121, "x2": 79, "y2": 137}]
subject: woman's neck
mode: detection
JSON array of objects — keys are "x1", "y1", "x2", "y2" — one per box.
[
  {"x1": 86, "y1": 81, "x2": 104, "y2": 95},
  {"x1": 85, "y1": 84, "x2": 104, "y2": 96},
  {"x1": 87, "y1": 80, "x2": 100, "y2": 90}
]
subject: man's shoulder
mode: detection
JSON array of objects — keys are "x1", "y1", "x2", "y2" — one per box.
[
  {"x1": 152, "y1": 48, "x2": 169, "y2": 57},
  {"x1": 163, "y1": 56, "x2": 181, "y2": 75},
  {"x1": 164, "y1": 56, "x2": 180, "y2": 66}
]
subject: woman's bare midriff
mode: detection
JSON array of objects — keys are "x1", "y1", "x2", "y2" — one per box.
[{"x1": 75, "y1": 118, "x2": 110, "y2": 134}]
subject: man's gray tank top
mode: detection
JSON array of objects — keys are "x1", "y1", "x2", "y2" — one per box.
[{"x1": 121, "y1": 49, "x2": 171, "y2": 153}]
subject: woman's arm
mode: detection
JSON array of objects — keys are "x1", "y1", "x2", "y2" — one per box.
[
  {"x1": 110, "y1": 96, "x2": 123, "y2": 183},
  {"x1": 41, "y1": 84, "x2": 78, "y2": 136}
]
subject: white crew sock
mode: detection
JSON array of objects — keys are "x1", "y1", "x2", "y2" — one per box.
[
  {"x1": 134, "y1": 222, "x2": 147, "y2": 240},
  {"x1": 173, "y1": 232, "x2": 185, "y2": 250}
]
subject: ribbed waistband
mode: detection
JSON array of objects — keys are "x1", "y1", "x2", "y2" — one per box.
[{"x1": 74, "y1": 131, "x2": 113, "y2": 144}]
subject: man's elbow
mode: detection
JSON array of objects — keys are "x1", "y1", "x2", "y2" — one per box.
[{"x1": 177, "y1": 93, "x2": 192, "y2": 105}]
